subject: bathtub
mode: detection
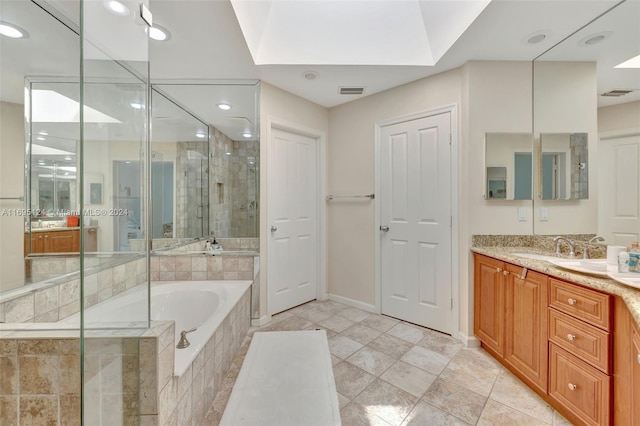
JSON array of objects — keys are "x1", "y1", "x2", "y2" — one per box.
[{"x1": 63, "y1": 280, "x2": 252, "y2": 376}]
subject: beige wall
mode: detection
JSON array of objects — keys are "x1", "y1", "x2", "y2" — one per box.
[
  {"x1": 533, "y1": 61, "x2": 598, "y2": 235},
  {"x1": 259, "y1": 82, "x2": 330, "y2": 318},
  {"x1": 598, "y1": 100, "x2": 640, "y2": 133},
  {"x1": 0, "y1": 101, "x2": 26, "y2": 291}
]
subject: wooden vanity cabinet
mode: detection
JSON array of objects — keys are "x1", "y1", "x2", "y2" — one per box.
[
  {"x1": 473, "y1": 254, "x2": 548, "y2": 392},
  {"x1": 613, "y1": 296, "x2": 640, "y2": 425},
  {"x1": 474, "y1": 254, "x2": 505, "y2": 356},
  {"x1": 504, "y1": 264, "x2": 548, "y2": 394}
]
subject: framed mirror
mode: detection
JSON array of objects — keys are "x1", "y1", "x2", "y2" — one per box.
[{"x1": 484, "y1": 132, "x2": 533, "y2": 200}]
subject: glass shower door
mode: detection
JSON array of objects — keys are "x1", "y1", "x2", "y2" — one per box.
[{"x1": 80, "y1": 1, "x2": 150, "y2": 424}]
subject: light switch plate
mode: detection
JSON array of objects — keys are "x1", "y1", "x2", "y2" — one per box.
[
  {"x1": 518, "y1": 207, "x2": 527, "y2": 221},
  {"x1": 540, "y1": 207, "x2": 549, "y2": 221}
]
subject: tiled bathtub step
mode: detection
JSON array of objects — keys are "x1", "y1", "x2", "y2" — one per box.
[{"x1": 220, "y1": 330, "x2": 341, "y2": 426}]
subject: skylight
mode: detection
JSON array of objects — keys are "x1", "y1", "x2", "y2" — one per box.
[
  {"x1": 230, "y1": 0, "x2": 491, "y2": 66},
  {"x1": 615, "y1": 54, "x2": 640, "y2": 69},
  {"x1": 31, "y1": 90, "x2": 122, "y2": 123}
]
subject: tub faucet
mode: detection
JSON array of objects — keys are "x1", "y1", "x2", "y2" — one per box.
[
  {"x1": 176, "y1": 327, "x2": 197, "y2": 349},
  {"x1": 553, "y1": 236, "x2": 576, "y2": 258}
]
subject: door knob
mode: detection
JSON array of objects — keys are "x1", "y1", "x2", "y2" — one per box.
[
  {"x1": 270, "y1": 225, "x2": 278, "y2": 232},
  {"x1": 380, "y1": 225, "x2": 389, "y2": 232}
]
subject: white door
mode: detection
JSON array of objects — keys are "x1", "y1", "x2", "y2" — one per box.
[
  {"x1": 599, "y1": 134, "x2": 640, "y2": 246},
  {"x1": 268, "y1": 128, "x2": 318, "y2": 315},
  {"x1": 380, "y1": 112, "x2": 453, "y2": 334}
]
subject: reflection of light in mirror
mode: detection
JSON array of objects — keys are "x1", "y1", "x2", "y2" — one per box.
[
  {"x1": 36, "y1": 136, "x2": 45, "y2": 141},
  {"x1": 32, "y1": 90, "x2": 122, "y2": 123},
  {"x1": 64, "y1": 156, "x2": 72, "y2": 161},
  {"x1": 130, "y1": 102, "x2": 144, "y2": 109},
  {"x1": 242, "y1": 132, "x2": 252, "y2": 138},
  {"x1": 196, "y1": 132, "x2": 206, "y2": 138},
  {"x1": 225, "y1": 152, "x2": 231, "y2": 155},
  {"x1": 38, "y1": 165, "x2": 77, "y2": 172},
  {"x1": 149, "y1": 25, "x2": 171, "y2": 41},
  {"x1": 38, "y1": 174, "x2": 76, "y2": 179},
  {"x1": 615, "y1": 54, "x2": 640, "y2": 69},
  {"x1": 104, "y1": 0, "x2": 129, "y2": 16},
  {"x1": 217, "y1": 103, "x2": 232, "y2": 110},
  {"x1": 0, "y1": 21, "x2": 28, "y2": 39},
  {"x1": 38, "y1": 131, "x2": 48, "y2": 136},
  {"x1": 31, "y1": 144, "x2": 75, "y2": 156}
]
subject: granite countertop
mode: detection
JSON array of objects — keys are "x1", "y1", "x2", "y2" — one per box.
[{"x1": 471, "y1": 246, "x2": 640, "y2": 329}]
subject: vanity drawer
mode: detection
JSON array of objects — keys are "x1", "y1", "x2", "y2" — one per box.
[
  {"x1": 549, "y1": 343, "x2": 611, "y2": 426},
  {"x1": 549, "y1": 279, "x2": 612, "y2": 330},
  {"x1": 548, "y1": 308, "x2": 611, "y2": 374}
]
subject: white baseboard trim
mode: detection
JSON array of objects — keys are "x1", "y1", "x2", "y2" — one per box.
[
  {"x1": 251, "y1": 315, "x2": 272, "y2": 327},
  {"x1": 328, "y1": 293, "x2": 377, "y2": 313},
  {"x1": 458, "y1": 331, "x2": 481, "y2": 347}
]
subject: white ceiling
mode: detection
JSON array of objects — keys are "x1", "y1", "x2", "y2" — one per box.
[{"x1": 1, "y1": 0, "x2": 638, "y2": 143}]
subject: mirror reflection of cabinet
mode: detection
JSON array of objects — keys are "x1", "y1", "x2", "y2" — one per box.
[
  {"x1": 540, "y1": 133, "x2": 588, "y2": 200},
  {"x1": 484, "y1": 133, "x2": 533, "y2": 200}
]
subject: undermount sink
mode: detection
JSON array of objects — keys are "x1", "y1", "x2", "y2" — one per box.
[{"x1": 512, "y1": 252, "x2": 559, "y2": 261}]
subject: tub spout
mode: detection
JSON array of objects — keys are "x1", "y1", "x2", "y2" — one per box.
[{"x1": 176, "y1": 327, "x2": 197, "y2": 349}]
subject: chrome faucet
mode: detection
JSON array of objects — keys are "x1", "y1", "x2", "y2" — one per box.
[
  {"x1": 553, "y1": 236, "x2": 576, "y2": 258},
  {"x1": 583, "y1": 236, "x2": 605, "y2": 259},
  {"x1": 176, "y1": 327, "x2": 197, "y2": 349}
]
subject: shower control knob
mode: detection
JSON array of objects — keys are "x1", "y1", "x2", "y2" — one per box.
[
  {"x1": 380, "y1": 225, "x2": 390, "y2": 232},
  {"x1": 270, "y1": 225, "x2": 278, "y2": 232}
]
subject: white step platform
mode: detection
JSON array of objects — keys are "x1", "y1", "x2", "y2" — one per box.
[{"x1": 220, "y1": 330, "x2": 342, "y2": 426}]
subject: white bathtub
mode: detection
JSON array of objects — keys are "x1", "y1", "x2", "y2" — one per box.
[{"x1": 63, "y1": 280, "x2": 252, "y2": 376}]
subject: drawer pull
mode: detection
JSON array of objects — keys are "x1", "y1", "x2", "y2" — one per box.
[
  {"x1": 568, "y1": 383, "x2": 577, "y2": 391},
  {"x1": 496, "y1": 267, "x2": 502, "y2": 273},
  {"x1": 567, "y1": 334, "x2": 576, "y2": 341},
  {"x1": 567, "y1": 298, "x2": 577, "y2": 306}
]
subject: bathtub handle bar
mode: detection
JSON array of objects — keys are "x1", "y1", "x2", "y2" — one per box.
[{"x1": 177, "y1": 327, "x2": 197, "y2": 349}]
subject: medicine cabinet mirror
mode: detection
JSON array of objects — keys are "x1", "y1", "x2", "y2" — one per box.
[
  {"x1": 539, "y1": 132, "x2": 588, "y2": 200},
  {"x1": 484, "y1": 132, "x2": 533, "y2": 200}
]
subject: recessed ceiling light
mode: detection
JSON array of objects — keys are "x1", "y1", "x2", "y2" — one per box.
[
  {"x1": 38, "y1": 131, "x2": 48, "y2": 136},
  {"x1": 149, "y1": 24, "x2": 171, "y2": 41},
  {"x1": 130, "y1": 102, "x2": 143, "y2": 109},
  {"x1": 36, "y1": 136, "x2": 45, "y2": 141},
  {"x1": 104, "y1": 0, "x2": 130, "y2": 16},
  {"x1": 225, "y1": 152, "x2": 232, "y2": 156},
  {"x1": 522, "y1": 30, "x2": 551, "y2": 45},
  {"x1": 303, "y1": 71, "x2": 318, "y2": 80},
  {"x1": 242, "y1": 132, "x2": 252, "y2": 138},
  {"x1": 217, "y1": 103, "x2": 232, "y2": 111},
  {"x1": 0, "y1": 21, "x2": 29, "y2": 39},
  {"x1": 578, "y1": 31, "x2": 612, "y2": 47},
  {"x1": 64, "y1": 156, "x2": 73, "y2": 161},
  {"x1": 196, "y1": 132, "x2": 206, "y2": 138}
]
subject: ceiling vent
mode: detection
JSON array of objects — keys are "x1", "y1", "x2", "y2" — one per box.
[
  {"x1": 339, "y1": 87, "x2": 365, "y2": 95},
  {"x1": 601, "y1": 89, "x2": 633, "y2": 97}
]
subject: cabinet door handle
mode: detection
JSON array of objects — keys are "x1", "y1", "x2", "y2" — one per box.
[
  {"x1": 503, "y1": 270, "x2": 509, "y2": 276},
  {"x1": 637, "y1": 352, "x2": 640, "y2": 365},
  {"x1": 496, "y1": 267, "x2": 502, "y2": 273},
  {"x1": 567, "y1": 334, "x2": 576, "y2": 341},
  {"x1": 568, "y1": 383, "x2": 577, "y2": 391},
  {"x1": 567, "y1": 298, "x2": 577, "y2": 306}
]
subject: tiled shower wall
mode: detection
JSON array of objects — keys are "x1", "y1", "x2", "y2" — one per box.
[
  {"x1": 570, "y1": 132, "x2": 588, "y2": 199},
  {"x1": 231, "y1": 140, "x2": 259, "y2": 237},
  {"x1": 175, "y1": 141, "x2": 209, "y2": 238},
  {"x1": 209, "y1": 127, "x2": 234, "y2": 237}
]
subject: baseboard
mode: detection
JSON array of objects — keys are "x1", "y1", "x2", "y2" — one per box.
[
  {"x1": 251, "y1": 315, "x2": 272, "y2": 327},
  {"x1": 458, "y1": 331, "x2": 481, "y2": 347},
  {"x1": 327, "y1": 293, "x2": 377, "y2": 313}
]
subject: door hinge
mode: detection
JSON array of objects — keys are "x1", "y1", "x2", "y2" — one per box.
[
  {"x1": 450, "y1": 298, "x2": 453, "y2": 309},
  {"x1": 449, "y1": 133, "x2": 452, "y2": 145}
]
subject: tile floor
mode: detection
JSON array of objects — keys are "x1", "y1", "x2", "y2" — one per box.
[{"x1": 204, "y1": 300, "x2": 573, "y2": 425}]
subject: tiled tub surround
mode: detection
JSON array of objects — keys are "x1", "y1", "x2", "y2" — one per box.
[
  {"x1": 0, "y1": 256, "x2": 148, "y2": 324},
  {"x1": 470, "y1": 244, "x2": 640, "y2": 330},
  {"x1": 151, "y1": 253, "x2": 256, "y2": 282},
  {"x1": 0, "y1": 283, "x2": 252, "y2": 425}
]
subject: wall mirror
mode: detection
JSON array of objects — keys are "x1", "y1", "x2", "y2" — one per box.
[
  {"x1": 0, "y1": 0, "x2": 260, "y2": 295},
  {"x1": 540, "y1": 132, "x2": 588, "y2": 200},
  {"x1": 484, "y1": 132, "x2": 533, "y2": 200},
  {"x1": 532, "y1": 0, "x2": 640, "y2": 239}
]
